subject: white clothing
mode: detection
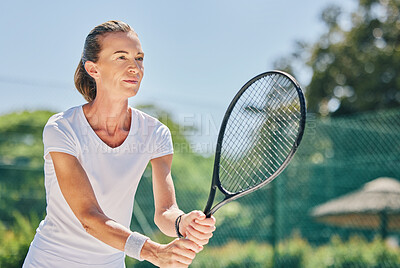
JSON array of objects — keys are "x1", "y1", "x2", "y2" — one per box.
[
  {"x1": 23, "y1": 244, "x2": 125, "y2": 268},
  {"x1": 23, "y1": 105, "x2": 173, "y2": 267}
]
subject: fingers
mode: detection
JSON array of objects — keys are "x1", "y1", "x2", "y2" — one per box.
[
  {"x1": 182, "y1": 211, "x2": 216, "y2": 246},
  {"x1": 157, "y1": 238, "x2": 201, "y2": 268},
  {"x1": 185, "y1": 220, "x2": 215, "y2": 245},
  {"x1": 190, "y1": 220, "x2": 216, "y2": 234},
  {"x1": 183, "y1": 210, "x2": 205, "y2": 223},
  {"x1": 169, "y1": 241, "x2": 196, "y2": 265},
  {"x1": 185, "y1": 227, "x2": 212, "y2": 246},
  {"x1": 179, "y1": 238, "x2": 203, "y2": 253},
  {"x1": 195, "y1": 215, "x2": 216, "y2": 227}
]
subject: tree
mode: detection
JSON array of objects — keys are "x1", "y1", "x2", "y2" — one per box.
[
  {"x1": 0, "y1": 110, "x2": 53, "y2": 224},
  {"x1": 275, "y1": 0, "x2": 400, "y2": 116}
]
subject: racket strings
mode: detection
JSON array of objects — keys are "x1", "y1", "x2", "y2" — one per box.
[
  {"x1": 219, "y1": 74, "x2": 302, "y2": 193},
  {"x1": 221, "y1": 76, "x2": 295, "y2": 175},
  {"x1": 223, "y1": 89, "x2": 299, "y2": 190},
  {"x1": 222, "y1": 115, "x2": 294, "y2": 190},
  {"x1": 220, "y1": 78, "x2": 284, "y2": 188},
  {"x1": 221, "y1": 111, "x2": 296, "y2": 192}
]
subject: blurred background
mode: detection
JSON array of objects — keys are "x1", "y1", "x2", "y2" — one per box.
[{"x1": 1, "y1": 0, "x2": 400, "y2": 267}]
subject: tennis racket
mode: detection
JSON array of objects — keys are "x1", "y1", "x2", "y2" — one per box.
[{"x1": 203, "y1": 70, "x2": 306, "y2": 217}]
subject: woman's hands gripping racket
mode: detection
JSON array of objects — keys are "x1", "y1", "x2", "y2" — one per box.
[{"x1": 203, "y1": 70, "x2": 306, "y2": 217}]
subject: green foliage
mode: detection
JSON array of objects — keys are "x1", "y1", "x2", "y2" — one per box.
[
  {"x1": 0, "y1": 213, "x2": 38, "y2": 268},
  {"x1": 274, "y1": 0, "x2": 400, "y2": 116},
  {"x1": 126, "y1": 237, "x2": 400, "y2": 268},
  {"x1": 0, "y1": 111, "x2": 52, "y2": 267},
  {"x1": 0, "y1": 110, "x2": 53, "y2": 224},
  {"x1": 125, "y1": 257, "x2": 157, "y2": 268},
  {"x1": 0, "y1": 110, "x2": 53, "y2": 167},
  {"x1": 275, "y1": 233, "x2": 311, "y2": 268},
  {"x1": 135, "y1": 104, "x2": 193, "y2": 151},
  {"x1": 308, "y1": 236, "x2": 400, "y2": 268},
  {"x1": 1, "y1": 107, "x2": 399, "y2": 268},
  {"x1": 191, "y1": 241, "x2": 273, "y2": 268}
]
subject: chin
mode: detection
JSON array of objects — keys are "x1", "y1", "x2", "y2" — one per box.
[
  {"x1": 129, "y1": 92, "x2": 138, "y2": 98},
  {"x1": 128, "y1": 88, "x2": 140, "y2": 98},
  {"x1": 121, "y1": 84, "x2": 140, "y2": 98}
]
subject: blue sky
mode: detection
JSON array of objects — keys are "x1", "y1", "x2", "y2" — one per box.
[{"x1": 0, "y1": 0, "x2": 356, "y2": 151}]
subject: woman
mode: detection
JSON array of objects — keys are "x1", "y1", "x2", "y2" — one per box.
[{"x1": 23, "y1": 20, "x2": 216, "y2": 268}]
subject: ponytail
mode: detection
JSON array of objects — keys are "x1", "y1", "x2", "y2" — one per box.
[{"x1": 74, "y1": 60, "x2": 96, "y2": 102}]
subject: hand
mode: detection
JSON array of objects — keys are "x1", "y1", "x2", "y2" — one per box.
[
  {"x1": 180, "y1": 211, "x2": 216, "y2": 246},
  {"x1": 152, "y1": 238, "x2": 202, "y2": 268}
]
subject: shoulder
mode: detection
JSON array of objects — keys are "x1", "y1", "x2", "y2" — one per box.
[
  {"x1": 131, "y1": 107, "x2": 160, "y2": 123},
  {"x1": 130, "y1": 107, "x2": 172, "y2": 147},
  {"x1": 42, "y1": 106, "x2": 83, "y2": 159},
  {"x1": 45, "y1": 106, "x2": 82, "y2": 127},
  {"x1": 131, "y1": 107, "x2": 169, "y2": 132},
  {"x1": 43, "y1": 105, "x2": 83, "y2": 139}
]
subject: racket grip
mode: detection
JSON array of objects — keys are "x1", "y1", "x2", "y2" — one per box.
[{"x1": 204, "y1": 185, "x2": 216, "y2": 218}]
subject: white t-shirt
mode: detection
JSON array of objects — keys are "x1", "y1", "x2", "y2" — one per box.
[{"x1": 24, "y1": 105, "x2": 173, "y2": 267}]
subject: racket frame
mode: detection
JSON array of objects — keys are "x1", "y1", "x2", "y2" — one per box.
[{"x1": 204, "y1": 70, "x2": 306, "y2": 217}]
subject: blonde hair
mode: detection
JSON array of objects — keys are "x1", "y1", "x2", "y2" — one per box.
[{"x1": 74, "y1": 20, "x2": 133, "y2": 102}]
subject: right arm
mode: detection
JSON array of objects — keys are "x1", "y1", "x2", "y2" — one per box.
[{"x1": 50, "y1": 151, "x2": 201, "y2": 267}]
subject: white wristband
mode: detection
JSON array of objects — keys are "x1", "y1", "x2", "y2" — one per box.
[{"x1": 124, "y1": 232, "x2": 149, "y2": 261}]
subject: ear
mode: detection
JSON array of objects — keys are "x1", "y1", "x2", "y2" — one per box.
[{"x1": 84, "y1": 61, "x2": 100, "y2": 79}]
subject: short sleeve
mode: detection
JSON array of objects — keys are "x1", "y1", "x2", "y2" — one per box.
[
  {"x1": 43, "y1": 119, "x2": 77, "y2": 160},
  {"x1": 150, "y1": 124, "x2": 174, "y2": 159}
]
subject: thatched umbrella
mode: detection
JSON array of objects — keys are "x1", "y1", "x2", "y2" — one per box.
[{"x1": 310, "y1": 177, "x2": 400, "y2": 238}]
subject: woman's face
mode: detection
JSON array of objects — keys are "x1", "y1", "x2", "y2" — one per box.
[{"x1": 89, "y1": 31, "x2": 144, "y2": 99}]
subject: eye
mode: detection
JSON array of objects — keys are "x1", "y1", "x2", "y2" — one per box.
[
  {"x1": 117, "y1": 55, "x2": 127, "y2": 60},
  {"x1": 136, "y1": 56, "x2": 144, "y2": 61}
]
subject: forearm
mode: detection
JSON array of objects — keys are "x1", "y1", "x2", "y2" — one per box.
[
  {"x1": 82, "y1": 211, "x2": 182, "y2": 265},
  {"x1": 154, "y1": 204, "x2": 184, "y2": 237},
  {"x1": 80, "y1": 209, "x2": 132, "y2": 251},
  {"x1": 151, "y1": 155, "x2": 185, "y2": 237}
]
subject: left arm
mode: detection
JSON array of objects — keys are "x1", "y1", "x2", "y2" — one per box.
[
  {"x1": 151, "y1": 154, "x2": 216, "y2": 245},
  {"x1": 151, "y1": 154, "x2": 183, "y2": 236}
]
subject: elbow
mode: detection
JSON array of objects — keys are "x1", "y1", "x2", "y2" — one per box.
[
  {"x1": 153, "y1": 213, "x2": 162, "y2": 230},
  {"x1": 153, "y1": 208, "x2": 169, "y2": 232},
  {"x1": 80, "y1": 218, "x2": 93, "y2": 233},
  {"x1": 153, "y1": 207, "x2": 178, "y2": 237},
  {"x1": 77, "y1": 208, "x2": 104, "y2": 234}
]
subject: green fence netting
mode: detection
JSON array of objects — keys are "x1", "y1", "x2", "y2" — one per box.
[
  {"x1": 131, "y1": 109, "x2": 400, "y2": 267},
  {"x1": 1, "y1": 109, "x2": 399, "y2": 267}
]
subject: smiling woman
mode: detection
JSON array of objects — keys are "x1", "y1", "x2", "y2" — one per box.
[{"x1": 22, "y1": 20, "x2": 216, "y2": 268}]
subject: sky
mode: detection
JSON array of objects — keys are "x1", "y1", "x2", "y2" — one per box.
[{"x1": 0, "y1": 0, "x2": 357, "y2": 153}]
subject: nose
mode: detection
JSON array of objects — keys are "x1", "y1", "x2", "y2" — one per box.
[{"x1": 128, "y1": 60, "x2": 141, "y2": 74}]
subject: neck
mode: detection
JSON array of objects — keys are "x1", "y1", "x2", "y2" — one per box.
[{"x1": 83, "y1": 94, "x2": 131, "y2": 135}]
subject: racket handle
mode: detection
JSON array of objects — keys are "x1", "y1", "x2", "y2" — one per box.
[{"x1": 204, "y1": 186, "x2": 216, "y2": 218}]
